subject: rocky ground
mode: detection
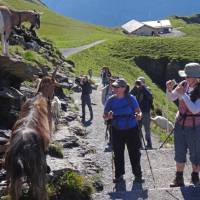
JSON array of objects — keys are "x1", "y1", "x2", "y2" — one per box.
[{"x1": 73, "y1": 77, "x2": 200, "y2": 200}]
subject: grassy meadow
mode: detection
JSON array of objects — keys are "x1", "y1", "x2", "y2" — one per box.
[{"x1": 0, "y1": 0, "x2": 123, "y2": 48}]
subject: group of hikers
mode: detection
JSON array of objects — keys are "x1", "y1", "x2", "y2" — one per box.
[{"x1": 77, "y1": 63, "x2": 200, "y2": 187}]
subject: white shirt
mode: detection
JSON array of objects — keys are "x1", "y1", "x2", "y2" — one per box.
[{"x1": 166, "y1": 88, "x2": 200, "y2": 114}]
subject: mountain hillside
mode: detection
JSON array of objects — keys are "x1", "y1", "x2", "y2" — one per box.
[
  {"x1": 0, "y1": 0, "x2": 122, "y2": 48},
  {"x1": 2, "y1": 0, "x2": 200, "y2": 141}
]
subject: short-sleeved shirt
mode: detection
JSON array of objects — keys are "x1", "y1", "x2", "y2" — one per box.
[{"x1": 104, "y1": 94, "x2": 139, "y2": 130}]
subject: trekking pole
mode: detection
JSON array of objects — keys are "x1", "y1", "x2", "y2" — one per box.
[
  {"x1": 108, "y1": 119, "x2": 115, "y2": 182},
  {"x1": 139, "y1": 121, "x2": 156, "y2": 188},
  {"x1": 159, "y1": 128, "x2": 174, "y2": 149},
  {"x1": 104, "y1": 111, "x2": 115, "y2": 182}
]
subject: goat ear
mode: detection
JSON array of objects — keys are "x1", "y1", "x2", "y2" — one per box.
[{"x1": 38, "y1": 12, "x2": 44, "y2": 15}]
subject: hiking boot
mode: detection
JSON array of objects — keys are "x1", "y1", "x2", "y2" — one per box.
[
  {"x1": 170, "y1": 172, "x2": 185, "y2": 187},
  {"x1": 81, "y1": 117, "x2": 85, "y2": 123},
  {"x1": 146, "y1": 143, "x2": 153, "y2": 150},
  {"x1": 191, "y1": 172, "x2": 200, "y2": 185},
  {"x1": 104, "y1": 143, "x2": 112, "y2": 152},
  {"x1": 146, "y1": 140, "x2": 153, "y2": 149},
  {"x1": 113, "y1": 175, "x2": 124, "y2": 183},
  {"x1": 134, "y1": 176, "x2": 144, "y2": 183}
]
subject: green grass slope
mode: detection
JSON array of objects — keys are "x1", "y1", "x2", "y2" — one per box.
[
  {"x1": 170, "y1": 16, "x2": 200, "y2": 38},
  {"x1": 70, "y1": 39, "x2": 178, "y2": 119},
  {"x1": 70, "y1": 32, "x2": 200, "y2": 140},
  {"x1": 0, "y1": 0, "x2": 123, "y2": 48}
]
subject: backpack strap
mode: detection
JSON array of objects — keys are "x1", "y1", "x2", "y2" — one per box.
[
  {"x1": 126, "y1": 94, "x2": 135, "y2": 112},
  {"x1": 109, "y1": 95, "x2": 120, "y2": 129}
]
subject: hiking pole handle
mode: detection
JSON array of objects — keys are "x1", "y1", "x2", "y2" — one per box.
[{"x1": 159, "y1": 128, "x2": 174, "y2": 149}]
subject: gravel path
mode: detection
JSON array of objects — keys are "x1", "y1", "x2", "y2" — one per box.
[
  {"x1": 73, "y1": 77, "x2": 200, "y2": 200},
  {"x1": 60, "y1": 40, "x2": 105, "y2": 57},
  {"x1": 161, "y1": 28, "x2": 185, "y2": 37}
]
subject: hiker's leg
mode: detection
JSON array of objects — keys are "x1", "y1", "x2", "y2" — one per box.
[
  {"x1": 174, "y1": 124, "x2": 187, "y2": 170},
  {"x1": 142, "y1": 112, "x2": 152, "y2": 147},
  {"x1": 138, "y1": 122, "x2": 144, "y2": 148},
  {"x1": 186, "y1": 126, "x2": 200, "y2": 171},
  {"x1": 176, "y1": 162, "x2": 185, "y2": 172},
  {"x1": 125, "y1": 127, "x2": 142, "y2": 178},
  {"x1": 171, "y1": 124, "x2": 187, "y2": 187},
  {"x1": 112, "y1": 128, "x2": 125, "y2": 178},
  {"x1": 86, "y1": 95, "x2": 93, "y2": 120},
  {"x1": 81, "y1": 95, "x2": 86, "y2": 121},
  {"x1": 190, "y1": 128, "x2": 200, "y2": 186}
]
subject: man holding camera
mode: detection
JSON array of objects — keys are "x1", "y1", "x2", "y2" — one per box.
[
  {"x1": 78, "y1": 75, "x2": 93, "y2": 123},
  {"x1": 130, "y1": 77, "x2": 154, "y2": 149}
]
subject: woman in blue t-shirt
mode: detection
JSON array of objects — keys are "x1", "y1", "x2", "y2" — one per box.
[{"x1": 104, "y1": 78, "x2": 143, "y2": 183}]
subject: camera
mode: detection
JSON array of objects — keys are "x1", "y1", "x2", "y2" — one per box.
[{"x1": 75, "y1": 77, "x2": 81, "y2": 85}]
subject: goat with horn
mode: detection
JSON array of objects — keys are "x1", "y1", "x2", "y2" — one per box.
[
  {"x1": 5, "y1": 66, "x2": 59, "y2": 200},
  {"x1": 0, "y1": 6, "x2": 41, "y2": 56}
]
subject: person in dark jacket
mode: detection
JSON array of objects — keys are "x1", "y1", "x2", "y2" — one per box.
[
  {"x1": 79, "y1": 76, "x2": 93, "y2": 123},
  {"x1": 130, "y1": 77, "x2": 154, "y2": 149}
]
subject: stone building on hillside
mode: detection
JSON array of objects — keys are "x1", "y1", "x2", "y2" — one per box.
[{"x1": 122, "y1": 19, "x2": 172, "y2": 36}]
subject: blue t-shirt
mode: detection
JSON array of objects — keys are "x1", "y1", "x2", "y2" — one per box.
[{"x1": 104, "y1": 94, "x2": 139, "y2": 129}]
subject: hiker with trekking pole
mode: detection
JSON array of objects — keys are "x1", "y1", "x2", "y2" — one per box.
[
  {"x1": 166, "y1": 63, "x2": 200, "y2": 187},
  {"x1": 102, "y1": 76, "x2": 119, "y2": 151},
  {"x1": 103, "y1": 78, "x2": 143, "y2": 183},
  {"x1": 130, "y1": 77, "x2": 154, "y2": 149}
]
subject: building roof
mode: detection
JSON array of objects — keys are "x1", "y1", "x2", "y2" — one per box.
[
  {"x1": 143, "y1": 20, "x2": 172, "y2": 29},
  {"x1": 121, "y1": 19, "x2": 144, "y2": 34}
]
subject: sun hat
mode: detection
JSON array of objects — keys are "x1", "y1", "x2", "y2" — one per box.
[
  {"x1": 137, "y1": 76, "x2": 145, "y2": 85},
  {"x1": 112, "y1": 78, "x2": 127, "y2": 88},
  {"x1": 178, "y1": 63, "x2": 200, "y2": 78}
]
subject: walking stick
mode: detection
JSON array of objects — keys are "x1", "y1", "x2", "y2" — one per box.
[
  {"x1": 104, "y1": 116, "x2": 114, "y2": 181},
  {"x1": 159, "y1": 128, "x2": 174, "y2": 149},
  {"x1": 138, "y1": 121, "x2": 156, "y2": 188},
  {"x1": 108, "y1": 120, "x2": 115, "y2": 182}
]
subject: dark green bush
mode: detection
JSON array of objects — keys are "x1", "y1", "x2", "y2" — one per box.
[{"x1": 48, "y1": 171, "x2": 94, "y2": 200}]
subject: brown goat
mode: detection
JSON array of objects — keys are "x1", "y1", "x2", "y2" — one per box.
[
  {"x1": 0, "y1": 6, "x2": 41, "y2": 55},
  {"x1": 5, "y1": 68, "x2": 58, "y2": 200}
]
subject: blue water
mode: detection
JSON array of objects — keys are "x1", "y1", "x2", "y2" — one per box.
[{"x1": 42, "y1": 0, "x2": 200, "y2": 27}]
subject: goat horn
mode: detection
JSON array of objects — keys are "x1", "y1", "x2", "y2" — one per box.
[{"x1": 52, "y1": 66, "x2": 59, "y2": 79}]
